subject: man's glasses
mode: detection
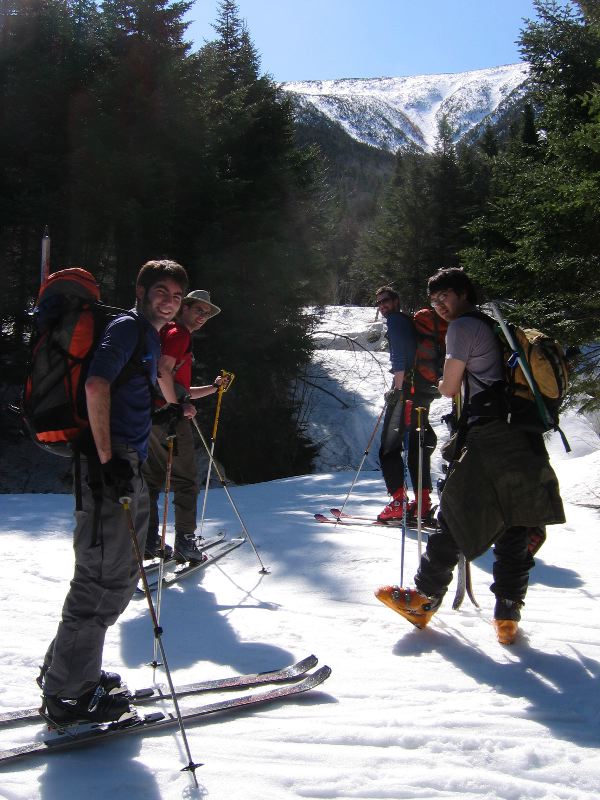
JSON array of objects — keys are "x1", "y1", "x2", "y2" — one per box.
[
  {"x1": 375, "y1": 296, "x2": 394, "y2": 306},
  {"x1": 430, "y1": 291, "x2": 452, "y2": 308}
]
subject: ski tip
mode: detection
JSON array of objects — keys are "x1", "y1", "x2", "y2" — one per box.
[
  {"x1": 293, "y1": 654, "x2": 318, "y2": 673},
  {"x1": 306, "y1": 664, "x2": 332, "y2": 686}
]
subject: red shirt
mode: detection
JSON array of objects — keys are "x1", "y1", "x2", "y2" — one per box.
[{"x1": 160, "y1": 321, "x2": 192, "y2": 393}]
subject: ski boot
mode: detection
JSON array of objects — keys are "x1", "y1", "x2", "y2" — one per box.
[
  {"x1": 144, "y1": 539, "x2": 173, "y2": 561},
  {"x1": 493, "y1": 598, "x2": 523, "y2": 645},
  {"x1": 37, "y1": 665, "x2": 123, "y2": 693},
  {"x1": 377, "y1": 489, "x2": 406, "y2": 524},
  {"x1": 174, "y1": 533, "x2": 206, "y2": 564},
  {"x1": 41, "y1": 683, "x2": 132, "y2": 727},
  {"x1": 375, "y1": 586, "x2": 441, "y2": 628}
]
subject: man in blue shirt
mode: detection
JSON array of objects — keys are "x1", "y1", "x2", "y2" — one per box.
[
  {"x1": 375, "y1": 286, "x2": 417, "y2": 522},
  {"x1": 39, "y1": 259, "x2": 189, "y2": 726}
]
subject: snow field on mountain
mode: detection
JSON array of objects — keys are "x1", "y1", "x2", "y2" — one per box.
[
  {"x1": 284, "y1": 63, "x2": 529, "y2": 151},
  {"x1": 0, "y1": 305, "x2": 599, "y2": 799}
]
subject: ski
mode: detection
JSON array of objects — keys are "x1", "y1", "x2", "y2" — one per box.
[
  {"x1": 331, "y1": 507, "x2": 438, "y2": 532},
  {"x1": 0, "y1": 665, "x2": 332, "y2": 766},
  {"x1": 314, "y1": 512, "x2": 437, "y2": 534},
  {"x1": 315, "y1": 512, "x2": 385, "y2": 527},
  {"x1": 452, "y1": 555, "x2": 479, "y2": 610},
  {"x1": 137, "y1": 537, "x2": 246, "y2": 595},
  {"x1": 0, "y1": 654, "x2": 319, "y2": 727},
  {"x1": 452, "y1": 554, "x2": 466, "y2": 609},
  {"x1": 141, "y1": 533, "x2": 226, "y2": 576},
  {"x1": 465, "y1": 561, "x2": 479, "y2": 608}
]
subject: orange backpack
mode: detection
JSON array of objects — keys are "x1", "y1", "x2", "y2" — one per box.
[
  {"x1": 22, "y1": 268, "x2": 146, "y2": 455},
  {"x1": 408, "y1": 308, "x2": 448, "y2": 396}
]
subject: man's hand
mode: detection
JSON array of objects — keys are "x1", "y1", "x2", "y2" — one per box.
[
  {"x1": 153, "y1": 402, "x2": 184, "y2": 428},
  {"x1": 384, "y1": 387, "x2": 402, "y2": 405},
  {"x1": 214, "y1": 374, "x2": 230, "y2": 391},
  {"x1": 101, "y1": 456, "x2": 135, "y2": 497},
  {"x1": 181, "y1": 401, "x2": 197, "y2": 419}
]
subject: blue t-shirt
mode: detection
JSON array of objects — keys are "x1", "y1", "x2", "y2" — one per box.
[
  {"x1": 88, "y1": 310, "x2": 160, "y2": 461},
  {"x1": 386, "y1": 312, "x2": 417, "y2": 373}
]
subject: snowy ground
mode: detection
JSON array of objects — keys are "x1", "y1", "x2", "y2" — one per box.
[{"x1": 1, "y1": 306, "x2": 599, "y2": 799}]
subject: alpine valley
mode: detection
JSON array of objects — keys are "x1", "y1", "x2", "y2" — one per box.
[{"x1": 283, "y1": 63, "x2": 529, "y2": 153}]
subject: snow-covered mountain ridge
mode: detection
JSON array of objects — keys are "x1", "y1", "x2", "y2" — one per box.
[{"x1": 283, "y1": 63, "x2": 529, "y2": 153}]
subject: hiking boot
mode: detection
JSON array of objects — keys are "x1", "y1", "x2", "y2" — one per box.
[
  {"x1": 374, "y1": 586, "x2": 441, "y2": 628},
  {"x1": 377, "y1": 489, "x2": 406, "y2": 523},
  {"x1": 41, "y1": 684, "x2": 131, "y2": 726},
  {"x1": 37, "y1": 666, "x2": 123, "y2": 693},
  {"x1": 493, "y1": 598, "x2": 523, "y2": 645},
  {"x1": 174, "y1": 533, "x2": 206, "y2": 564},
  {"x1": 144, "y1": 540, "x2": 173, "y2": 560},
  {"x1": 494, "y1": 620, "x2": 519, "y2": 645}
]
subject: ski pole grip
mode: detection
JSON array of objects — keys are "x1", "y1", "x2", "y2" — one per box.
[{"x1": 220, "y1": 370, "x2": 235, "y2": 393}]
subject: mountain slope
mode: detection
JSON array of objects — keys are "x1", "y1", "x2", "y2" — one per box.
[{"x1": 284, "y1": 63, "x2": 529, "y2": 152}]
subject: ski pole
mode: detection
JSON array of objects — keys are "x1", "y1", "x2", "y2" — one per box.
[
  {"x1": 191, "y1": 417, "x2": 269, "y2": 574},
  {"x1": 40, "y1": 226, "x2": 50, "y2": 284},
  {"x1": 152, "y1": 432, "x2": 176, "y2": 673},
  {"x1": 415, "y1": 406, "x2": 426, "y2": 560},
  {"x1": 334, "y1": 402, "x2": 386, "y2": 525},
  {"x1": 120, "y1": 496, "x2": 201, "y2": 786},
  {"x1": 399, "y1": 399, "x2": 412, "y2": 587},
  {"x1": 199, "y1": 370, "x2": 235, "y2": 536}
]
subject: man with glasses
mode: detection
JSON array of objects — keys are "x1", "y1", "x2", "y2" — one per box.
[
  {"x1": 374, "y1": 286, "x2": 418, "y2": 523},
  {"x1": 376, "y1": 268, "x2": 565, "y2": 644},
  {"x1": 143, "y1": 289, "x2": 227, "y2": 563}
]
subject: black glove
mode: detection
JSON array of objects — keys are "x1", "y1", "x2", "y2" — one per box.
[
  {"x1": 101, "y1": 456, "x2": 135, "y2": 497},
  {"x1": 384, "y1": 387, "x2": 402, "y2": 405},
  {"x1": 152, "y1": 402, "x2": 184, "y2": 434}
]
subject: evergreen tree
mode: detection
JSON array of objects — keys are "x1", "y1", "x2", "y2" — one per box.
[
  {"x1": 462, "y1": 0, "x2": 600, "y2": 406},
  {"x1": 352, "y1": 144, "x2": 434, "y2": 310},
  {"x1": 353, "y1": 117, "x2": 480, "y2": 310},
  {"x1": 187, "y1": 0, "x2": 326, "y2": 480},
  {"x1": 0, "y1": 0, "x2": 103, "y2": 341},
  {"x1": 0, "y1": 0, "x2": 326, "y2": 481}
]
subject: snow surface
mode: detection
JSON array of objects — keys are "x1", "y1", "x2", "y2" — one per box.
[
  {"x1": 1, "y1": 305, "x2": 600, "y2": 799},
  {"x1": 283, "y1": 63, "x2": 529, "y2": 152}
]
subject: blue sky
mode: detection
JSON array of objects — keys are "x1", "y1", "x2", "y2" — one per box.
[{"x1": 185, "y1": 0, "x2": 544, "y2": 82}]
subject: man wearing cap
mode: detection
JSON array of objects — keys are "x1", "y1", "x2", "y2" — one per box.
[{"x1": 143, "y1": 289, "x2": 225, "y2": 562}]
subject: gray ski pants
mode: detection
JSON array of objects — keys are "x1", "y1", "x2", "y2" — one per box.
[
  {"x1": 42, "y1": 445, "x2": 148, "y2": 698},
  {"x1": 142, "y1": 418, "x2": 199, "y2": 542}
]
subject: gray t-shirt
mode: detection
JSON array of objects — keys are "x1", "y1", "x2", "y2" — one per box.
[{"x1": 446, "y1": 315, "x2": 504, "y2": 407}]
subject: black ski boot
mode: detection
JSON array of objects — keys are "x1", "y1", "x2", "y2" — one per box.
[
  {"x1": 144, "y1": 540, "x2": 174, "y2": 560},
  {"x1": 41, "y1": 684, "x2": 132, "y2": 726},
  {"x1": 37, "y1": 666, "x2": 123, "y2": 693},
  {"x1": 174, "y1": 533, "x2": 206, "y2": 564}
]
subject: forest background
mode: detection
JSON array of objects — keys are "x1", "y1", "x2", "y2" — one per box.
[{"x1": 1, "y1": 0, "x2": 599, "y2": 484}]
